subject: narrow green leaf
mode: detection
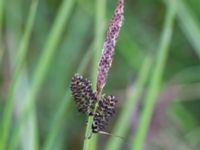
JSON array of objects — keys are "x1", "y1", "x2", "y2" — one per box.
[
  {"x1": 0, "y1": 0, "x2": 38, "y2": 149},
  {"x1": 106, "y1": 55, "x2": 152, "y2": 150},
  {"x1": 0, "y1": 0, "x2": 4, "y2": 63},
  {"x1": 176, "y1": 0, "x2": 200, "y2": 58},
  {"x1": 8, "y1": 0, "x2": 76, "y2": 149},
  {"x1": 43, "y1": 43, "x2": 94, "y2": 150},
  {"x1": 83, "y1": 0, "x2": 106, "y2": 149},
  {"x1": 132, "y1": 1, "x2": 176, "y2": 150}
]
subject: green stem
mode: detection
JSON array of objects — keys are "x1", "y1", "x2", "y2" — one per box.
[
  {"x1": 174, "y1": 0, "x2": 200, "y2": 58},
  {"x1": 106, "y1": 55, "x2": 152, "y2": 150},
  {"x1": 132, "y1": 1, "x2": 176, "y2": 150},
  {"x1": 83, "y1": 0, "x2": 106, "y2": 149},
  {"x1": 0, "y1": 0, "x2": 38, "y2": 149},
  {"x1": 43, "y1": 43, "x2": 94, "y2": 150},
  {"x1": 92, "y1": 0, "x2": 106, "y2": 85},
  {"x1": 0, "y1": 0, "x2": 4, "y2": 64},
  {"x1": 7, "y1": 0, "x2": 76, "y2": 148},
  {"x1": 0, "y1": 0, "x2": 3, "y2": 33}
]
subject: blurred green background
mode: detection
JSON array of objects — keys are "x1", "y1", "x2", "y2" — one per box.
[{"x1": 0, "y1": 0, "x2": 200, "y2": 150}]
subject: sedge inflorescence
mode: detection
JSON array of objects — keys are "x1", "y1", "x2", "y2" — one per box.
[
  {"x1": 96, "y1": 0, "x2": 124, "y2": 95},
  {"x1": 71, "y1": 74, "x2": 118, "y2": 133},
  {"x1": 70, "y1": 0, "x2": 124, "y2": 134}
]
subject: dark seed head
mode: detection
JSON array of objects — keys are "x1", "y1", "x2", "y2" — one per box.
[
  {"x1": 91, "y1": 95, "x2": 118, "y2": 133},
  {"x1": 70, "y1": 73, "x2": 96, "y2": 115}
]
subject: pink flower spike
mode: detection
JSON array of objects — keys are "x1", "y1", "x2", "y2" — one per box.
[{"x1": 96, "y1": 0, "x2": 124, "y2": 95}]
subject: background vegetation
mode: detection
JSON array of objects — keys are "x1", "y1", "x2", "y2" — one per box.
[{"x1": 0, "y1": 0, "x2": 200, "y2": 150}]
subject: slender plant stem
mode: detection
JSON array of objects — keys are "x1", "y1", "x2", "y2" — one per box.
[
  {"x1": 175, "y1": 0, "x2": 200, "y2": 58},
  {"x1": 92, "y1": 0, "x2": 106, "y2": 85},
  {"x1": 0, "y1": 0, "x2": 4, "y2": 64},
  {"x1": 42, "y1": 43, "x2": 94, "y2": 150},
  {"x1": 0, "y1": 0, "x2": 3, "y2": 33},
  {"x1": 132, "y1": 2, "x2": 176, "y2": 150},
  {"x1": 83, "y1": 0, "x2": 106, "y2": 150},
  {"x1": 7, "y1": 0, "x2": 76, "y2": 149},
  {"x1": 0, "y1": 1, "x2": 38, "y2": 149},
  {"x1": 8, "y1": 102, "x2": 37, "y2": 150},
  {"x1": 106, "y1": 55, "x2": 152, "y2": 150}
]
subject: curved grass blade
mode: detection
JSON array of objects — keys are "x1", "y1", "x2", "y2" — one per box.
[
  {"x1": 0, "y1": 0, "x2": 38, "y2": 149},
  {"x1": 0, "y1": 0, "x2": 4, "y2": 64},
  {"x1": 83, "y1": 0, "x2": 106, "y2": 149},
  {"x1": 132, "y1": 1, "x2": 176, "y2": 150},
  {"x1": 106, "y1": 55, "x2": 152, "y2": 150},
  {"x1": 42, "y1": 44, "x2": 94, "y2": 150},
  {"x1": 7, "y1": 0, "x2": 76, "y2": 149},
  {"x1": 175, "y1": 0, "x2": 200, "y2": 58}
]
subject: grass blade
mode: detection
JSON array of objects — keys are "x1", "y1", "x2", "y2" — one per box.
[
  {"x1": 0, "y1": 0, "x2": 38, "y2": 149},
  {"x1": 0, "y1": 0, "x2": 3, "y2": 35},
  {"x1": 0, "y1": 0, "x2": 4, "y2": 63},
  {"x1": 105, "y1": 55, "x2": 152, "y2": 150},
  {"x1": 7, "y1": 0, "x2": 76, "y2": 148},
  {"x1": 175, "y1": 0, "x2": 200, "y2": 58},
  {"x1": 43, "y1": 43, "x2": 94, "y2": 150},
  {"x1": 131, "y1": 1, "x2": 176, "y2": 150},
  {"x1": 83, "y1": 0, "x2": 106, "y2": 150}
]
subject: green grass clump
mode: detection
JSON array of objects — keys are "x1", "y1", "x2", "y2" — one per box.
[
  {"x1": 0, "y1": 0, "x2": 38, "y2": 149},
  {"x1": 0, "y1": 0, "x2": 200, "y2": 149},
  {"x1": 132, "y1": 1, "x2": 176, "y2": 149}
]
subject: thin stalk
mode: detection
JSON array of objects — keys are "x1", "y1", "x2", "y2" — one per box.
[
  {"x1": 83, "y1": 0, "x2": 106, "y2": 150},
  {"x1": 43, "y1": 43, "x2": 94, "y2": 150},
  {"x1": 169, "y1": 0, "x2": 200, "y2": 58},
  {"x1": 106, "y1": 55, "x2": 152, "y2": 150},
  {"x1": 8, "y1": 0, "x2": 76, "y2": 148},
  {"x1": 132, "y1": 1, "x2": 176, "y2": 150},
  {"x1": 0, "y1": 0, "x2": 4, "y2": 63},
  {"x1": 0, "y1": 0, "x2": 3, "y2": 33},
  {"x1": 0, "y1": 0, "x2": 38, "y2": 149},
  {"x1": 8, "y1": 101, "x2": 37, "y2": 150},
  {"x1": 164, "y1": 0, "x2": 200, "y2": 59},
  {"x1": 91, "y1": 0, "x2": 106, "y2": 85}
]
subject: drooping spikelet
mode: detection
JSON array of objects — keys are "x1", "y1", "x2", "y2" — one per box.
[
  {"x1": 70, "y1": 74, "x2": 97, "y2": 115},
  {"x1": 96, "y1": 0, "x2": 124, "y2": 95},
  {"x1": 92, "y1": 95, "x2": 118, "y2": 133}
]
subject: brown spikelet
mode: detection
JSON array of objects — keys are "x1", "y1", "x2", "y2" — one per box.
[
  {"x1": 71, "y1": 74, "x2": 118, "y2": 133},
  {"x1": 70, "y1": 74, "x2": 97, "y2": 115},
  {"x1": 92, "y1": 95, "x2": 118, "y2": 133}
]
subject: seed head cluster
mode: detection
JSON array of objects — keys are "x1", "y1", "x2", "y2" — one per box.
[
  {"x1": 92, "y1": 95, "x2": 117, "y2": 133},
  {"x1": 71, "y1": 74, "x2": 96, "y2": 115},
  {"x1": 96, "y1": 0, "x2": 124, "y2": 94},
  {"x1": 70, "y1": 0, "x2": 124, "y2": 134},
  {"x1": 70, "y1": 74, "x2": 117, "y2": 133}
]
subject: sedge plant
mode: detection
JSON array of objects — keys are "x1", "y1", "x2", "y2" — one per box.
[{"x1": 70, "y1": 0, "x2": 125, "y2": 150}]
